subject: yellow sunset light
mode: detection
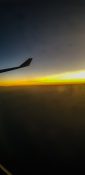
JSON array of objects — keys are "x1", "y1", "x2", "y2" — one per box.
[
  {"x1": 1, "y1": 70, "x2": 85, "y2": 86},
  {"x1": 38, "y1": 70, "x2": 85, "y2": 84}
]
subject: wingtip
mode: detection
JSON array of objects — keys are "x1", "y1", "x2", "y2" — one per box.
[{"x1": 19, "y1": 57, "x2": 33, "y2": 68}]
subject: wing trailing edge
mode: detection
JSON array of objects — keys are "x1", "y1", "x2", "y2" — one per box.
[{"x1": 0, "y1": 58, "x2": 32, "y2": 73}]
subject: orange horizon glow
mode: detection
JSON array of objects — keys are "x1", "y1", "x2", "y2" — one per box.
[{"x1": 1, "y1": 69, "x2": 85, "y2": 86}]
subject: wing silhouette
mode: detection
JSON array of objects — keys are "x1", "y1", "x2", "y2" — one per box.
[{"x1": 0, "y1": 58, "x2": 32, "y2": 73}]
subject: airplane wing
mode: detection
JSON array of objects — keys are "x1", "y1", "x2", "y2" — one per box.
[{"x1": 0, "y1": 58, "x2": 32, "y2": 73}]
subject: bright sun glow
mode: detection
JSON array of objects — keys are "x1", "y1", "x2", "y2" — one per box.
[{"x1": 1, "y1": 70, "x2": 85, "y2": 86}]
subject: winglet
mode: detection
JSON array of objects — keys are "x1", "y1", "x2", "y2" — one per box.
[{"x1": 19, "y1": 58, "x2": 32, "y2": 68}]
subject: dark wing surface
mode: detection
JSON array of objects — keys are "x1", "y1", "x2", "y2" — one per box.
[
  {"x1": 19, "y1": 58, "x2": 32, "y2": 68},
  {"x1": 0, "y1": 58, "x2": 32, "y2": 73}
]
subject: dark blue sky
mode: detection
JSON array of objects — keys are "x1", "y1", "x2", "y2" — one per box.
[{"x1": 0, "y1": 0, "x2": 85, "y2": 80}]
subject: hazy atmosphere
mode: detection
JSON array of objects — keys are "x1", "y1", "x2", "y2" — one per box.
[
  {"x1": 0, "y1": 0, "x2": 85, "y2": 84},
  {"x1": 0, "y1": 0, "x2": 85, "y2": 174}
]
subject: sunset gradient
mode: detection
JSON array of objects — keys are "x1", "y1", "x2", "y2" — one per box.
[{"x1": 1, "y1": 70, "x2": 85, "y2": 86}]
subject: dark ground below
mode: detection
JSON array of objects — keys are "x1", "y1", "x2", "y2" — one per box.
[{"x1": 0, "y1": 85, "x2": 85, "y2": 173}]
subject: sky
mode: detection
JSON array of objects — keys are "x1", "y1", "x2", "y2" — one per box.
[{"x1": 0, "y1": 0, "x2": 85, "y2": 85}]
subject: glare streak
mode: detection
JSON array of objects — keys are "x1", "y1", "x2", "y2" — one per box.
[{"x1": 1, "y1": 70, "x2": 85, "y2": 86}]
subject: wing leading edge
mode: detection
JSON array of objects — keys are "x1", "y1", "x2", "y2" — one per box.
[{"x1": 0, "y1": 58, "x2": 32, "y2": 73}]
